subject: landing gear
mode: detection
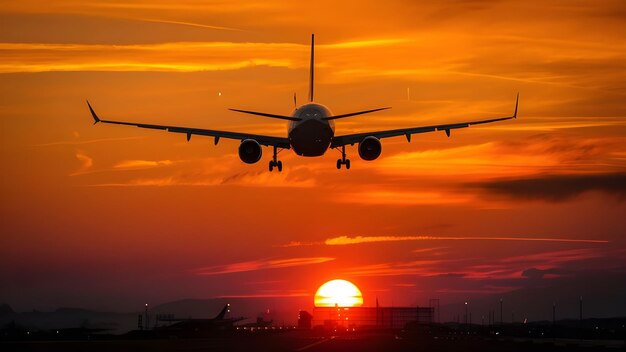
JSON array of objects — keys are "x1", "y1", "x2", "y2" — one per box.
[
  {"x1": 269, "y1": 160, "x2": 282, "y2": 172},
  {"x1": 336, "y1": 145, "x2": 351, "y2": 170},
  {"x1": 269, "y1": 146, "x2": 283, "y2": 172}
]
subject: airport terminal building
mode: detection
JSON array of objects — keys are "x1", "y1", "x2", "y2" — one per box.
[{"x1": 311, "y1": 305, "x2": 434, "y2": 329}]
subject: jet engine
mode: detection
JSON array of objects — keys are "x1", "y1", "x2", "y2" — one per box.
[
  {"x1": 358, "y1": 136, "x2": 382, "y2": 161},
  {"x1": 238, "y1": 139, "x2": 262, "y2": 164}
]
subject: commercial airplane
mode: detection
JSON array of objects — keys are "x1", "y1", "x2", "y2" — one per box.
[
  {"x1": 156, "y1": 304, "x2": 246, "y2": 331},
  {"x1": 87, "y1": 34, "x2": 518, "y2": 172}
]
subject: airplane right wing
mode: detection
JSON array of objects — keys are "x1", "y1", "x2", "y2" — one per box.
[
  {"x1": 87, "y1": 101, "x2": 291, "y2": 149},
  {"x1": 331, "y1": 94, "x2": 519, "y2": 148}
]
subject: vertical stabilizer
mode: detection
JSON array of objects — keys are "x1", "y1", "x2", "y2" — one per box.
[
  {"x1": 308, "y1": 34, "x2": 314, "y2": 102},
  {"x1": 215, "y1": 304, "x2": 230, "y2": 320}
]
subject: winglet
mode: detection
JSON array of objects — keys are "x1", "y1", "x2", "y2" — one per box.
[
  {"x1": 86, "y1": 100, "x2": 100, "y2": 124},
  {"x1": 513, "y1": 92, "x2": 519, "y2": 118}
]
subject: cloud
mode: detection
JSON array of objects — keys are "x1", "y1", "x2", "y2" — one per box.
[
  {"x1": 375, "y1": 135, "x2": 621, "y2": 179},
  {"x1": 216, "y1": 291, "x2": 309, "y2": 298},
  {"x1": 278, "y1": 241, "x2": 320, "y2": 248},
  {"x1": 70, "y1": 150, "x2": 93, "y2": 176},
  {"x1": 341, "y1": 260, "x2": 446, "y2": 277},
  {"x1": 113, "y1": 159, "x2": 173, "y2": 169},
  {"x1": 30, "y1": 136, "x2": 145, "y2": 147},
  {"x1": 463, "y1": 248, "x2": 608, "y2": 280},
  {"x1": 340, "y1": 247, "x2": 613, "y2": 282},
  {"x1": 521, "y1": 267, "x2": 563, "y2": 280},
  {"x1": 192, "y1": 257, "x2": 334, "y2": 276},
  {"x1": 136, "y1": 18, "x2": 244, "y2": 32},
  {"x1": 472, "y1": 172, "x2": 626, "y2": 202},
  {"x1": 335, "y1": 191, "x2": 474, "y2": 205},
  {"x1": 92, "y1": 169, "x2": 316, "y2": 188},
  {"x1": 500, "y1": 248, "x2": 605, "y2": 266},
  {"x1": 412, "y1": 247, "x2": 447, "y2": 254},
  {"x1": 323, "y1": 235, "x2": 608, "y2": 246},
  {"x1": 0, "y1": 38, "x2": 409, "y2": 73}
]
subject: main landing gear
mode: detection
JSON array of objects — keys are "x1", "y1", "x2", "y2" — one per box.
[
  {"x1": 336, "y1": 145, "x2": 350, "y2": 170},
  {"x1": 269, "y1": 146, "x2": 283, "y2": 172}
]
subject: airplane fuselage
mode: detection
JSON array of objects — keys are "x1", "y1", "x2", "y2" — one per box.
[{"x1": 288, "y1": 103, "x2": 335, "y2": 156}]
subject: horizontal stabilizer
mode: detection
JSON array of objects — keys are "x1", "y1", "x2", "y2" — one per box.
[
  {"x1": 229, "y1": 108, "x2": 301, "y2": 122},
  {"x1": 323, "y1": 107, "x2": 391, "y2": 120}
]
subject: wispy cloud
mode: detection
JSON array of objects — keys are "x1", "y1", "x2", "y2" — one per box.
[
  {"x1": 136, "y1": 18, "x2": 244, "y2": 32},
  {"x1": 192, "y1": 257, "x2": 334, "y2": 276},
  {"x1": 113, "y1": 159, "x2": 173, "y2": 169},
  {"x1": 216, "y1": 291, "x2": 309, "y2": 298},
  {"x1": 0, "y1": 38, "x2": 409, "y2": 73},
  {"x1": 341, "y1": 260, "x2": 447, "y2": 277},
  {"x1": 30, "y1": 136, "x2": 145, "y2": 147},
  {"x1": 499, "y1": 248, "x2": 606, "y2": 266},
  {"x1": 69, "y1": 150, "x2": 93, "y2": 176},
  {"x1": 324, "y1": 235, "x2": 608, "y2": 246},
  {"x1": 335, "y1": 191, "x2": 473, "y2": 205},
  {"x1": 471, "y1": 172, "x2": 626, "y2": 202},
  {"x1": 89, "y1": 165, "x2": 317, "y2": 188},
  {"x1": 341, "y1": 247, "x2": 613, "y2": 280},
  {"x1": 277, "y1": 241, "x2": 320, "y2": 248}
]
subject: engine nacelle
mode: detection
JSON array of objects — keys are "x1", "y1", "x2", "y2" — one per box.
[
  {"x1": 358, "y1": 136, "x2": 382, "y2": 161},
  {"x1": 238, "y1": 139, "x2": 262, "y2": 164}
]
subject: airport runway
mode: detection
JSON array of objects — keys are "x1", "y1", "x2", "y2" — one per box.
[{"x1": 2, "y1": 330, "x2": 622, "y2": 351}]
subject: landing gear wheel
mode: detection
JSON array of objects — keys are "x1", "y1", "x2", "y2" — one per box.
[
  {"x1": 269, "y1": 146, "x2": 282, "y2": 172},
  {"x1": 336, "y1": 146, "x2": 351, "y2": 170}
]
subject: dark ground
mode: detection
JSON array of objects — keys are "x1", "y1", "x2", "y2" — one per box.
[{"x1": 1, "y1": 330, "x2": 624, "y2": 352}]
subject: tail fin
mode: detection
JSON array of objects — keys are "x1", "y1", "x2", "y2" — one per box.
[
  {"x1": 308, "y1": 34, "x2": 314, "y2": 102},
  {"x1": 215, "y1": 304, "x2": 230, "y2": 320}
]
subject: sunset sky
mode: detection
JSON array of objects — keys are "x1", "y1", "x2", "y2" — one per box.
[{"x1": 1, "y1": 0, "x2": 625, "y2": 321}]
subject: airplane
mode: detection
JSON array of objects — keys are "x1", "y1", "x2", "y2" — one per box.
[
  {"x1": 87, "y1": 34, "x2": 519, "y2": 172},
  {"x1": 155, "y1": 304, "x2": 246, "y2": 332}
]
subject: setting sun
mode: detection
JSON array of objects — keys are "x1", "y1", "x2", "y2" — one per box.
[{"x1": 314, "y1": 279, "x2": 363, "y2": 307}]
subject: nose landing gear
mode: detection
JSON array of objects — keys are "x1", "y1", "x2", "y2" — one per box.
[
  {"x1": 269, "y1": 146, "x2": 283, "y2": 172},
  {"x1": 336, "y1": 145, "x2": 350, "y2": 170}
]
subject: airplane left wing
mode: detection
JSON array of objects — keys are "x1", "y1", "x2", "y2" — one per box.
[
  {"x1": 87, "y1": 101, "x2": 291, "y2": 149},
  {"x1": 331, "y1": 94, "x2": 518, "y2": 148}
]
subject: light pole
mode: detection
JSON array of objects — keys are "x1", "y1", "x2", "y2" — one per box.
[
  {"x1": 499, "y1": 298, "x2": 503, "y2": 325},
  {"x1": 145, "y1": 304, "x2": 149, "y2": 330},
  {"x1": 465, "y1": 301, "x2": 468, "y2": 326}
]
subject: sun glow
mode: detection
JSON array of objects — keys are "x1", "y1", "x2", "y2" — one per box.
[{"x1": 314, "y1": 279, "x2": 363, "y2": 307}]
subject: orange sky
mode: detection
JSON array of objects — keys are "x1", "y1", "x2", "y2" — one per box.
[{"x1": 1, "y1": 0, "x2": 625, "y2": 320}]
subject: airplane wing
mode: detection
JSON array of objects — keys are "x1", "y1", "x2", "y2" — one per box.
[
  {"x1": 330, "y1": 94, "x2": 518, "y2": 148},
  {"x1": 87, "y1": 101, "x2": 291, "y2": 149}
]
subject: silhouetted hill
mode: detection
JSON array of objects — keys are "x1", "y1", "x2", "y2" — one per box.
[
  {"x1": 0, "y1": 307, "x2": 136, "y2": 334},
  {"x1": 439, "y1": 272, "x2": 626, "y2": 323},
  {"x1": 0, "y1": 304, "x2": 14, "y2": 315},
  {"x1": 0, "y1": 296, "x2": 310, "y2": 335}
]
